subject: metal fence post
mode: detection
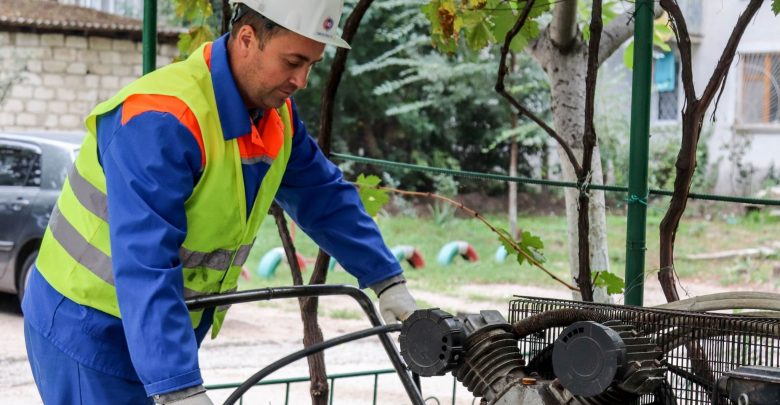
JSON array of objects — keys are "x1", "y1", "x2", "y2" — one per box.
[
  {"x1": 624, "y1": 0, "x2": 654, "y2": 307},
  {"x1": 142, "y1": 0, "x2": 157, "y2": 75}
]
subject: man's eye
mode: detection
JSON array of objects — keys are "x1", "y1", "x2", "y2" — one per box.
[{"x1": 286, "y1": 60, "x2": 302, "y2": 68}]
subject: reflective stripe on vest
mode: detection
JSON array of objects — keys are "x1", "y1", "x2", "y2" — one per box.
[
  {"x1": 36, "y1": 41, "x2": 294, "y2": 339},
  {"x1": 56, "y1": 165, "x2": 256, "y2": 282}
]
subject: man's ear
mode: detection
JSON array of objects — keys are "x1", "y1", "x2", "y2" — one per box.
[{"x1": 235, "y1": 25, "x2": 257, "y2": 54}]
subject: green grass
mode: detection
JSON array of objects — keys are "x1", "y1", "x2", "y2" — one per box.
[
  {"x1": 240, "y1": 206, "x2": 780, "y2": 294},
  {"x1": 327, "y1": 309, "x2": 364, "y2": 320}
]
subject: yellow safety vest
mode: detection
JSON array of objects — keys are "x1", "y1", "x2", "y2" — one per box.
[{"x1": 36, "y1": 42, "x2": 293, "y2": 338}]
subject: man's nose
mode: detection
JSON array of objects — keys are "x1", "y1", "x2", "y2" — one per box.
[{"x1": 290, "y1": 68, "x2": 310, "y2": 90}]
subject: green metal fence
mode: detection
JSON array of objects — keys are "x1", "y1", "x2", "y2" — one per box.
[{"x1": 206, "y1": 369, "x2": 462, "y2": 405}]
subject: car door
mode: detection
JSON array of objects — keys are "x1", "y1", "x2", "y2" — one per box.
[{"x1": 0, "y1": 140, "x2": 42, "y2": 279}]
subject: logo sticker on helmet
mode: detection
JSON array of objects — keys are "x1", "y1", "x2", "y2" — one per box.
[{"x1": 323, "y1": 17, "x2": 334, "y2": 31}]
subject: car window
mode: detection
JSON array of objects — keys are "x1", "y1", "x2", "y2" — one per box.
[
  {"x1": 0, "y1": 145, "x2": 41, "y2": 187},
  {"x1": 40, "y1": 146, "x2": 76, "y2": 190}
]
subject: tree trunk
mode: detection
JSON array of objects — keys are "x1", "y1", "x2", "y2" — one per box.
[
  {"x1": 531, "y1": 30, "x2": 610, "y2": 302},
  {"x1": 658, "y1": 0, "x2": 764, "y2": 303},
  {"x1": 270, "y1": 206, "x2": 329, "y2": 403}
]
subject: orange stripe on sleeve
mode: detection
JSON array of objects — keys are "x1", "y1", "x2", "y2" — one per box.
[
  {"x1": 203, "y1": 42, "x2": 213, "y2": 70},
  {"x1": 121, "y1": 94, "x2": 206, "y2": 169}
]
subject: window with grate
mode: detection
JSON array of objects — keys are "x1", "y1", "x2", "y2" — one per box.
[
  {"x1": 658, "y1": 89, "x2": 679, "y2": 121},
  {"x1": 740, "y1": 53, "x2": 780, "y2": 125},
  {"x1": 655, "y1": 52, "x2": 679, "y2": 121}
]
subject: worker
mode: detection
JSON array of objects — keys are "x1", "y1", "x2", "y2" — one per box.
[{"x1": 22, "y1": 1, "x2": 417, "y2": 403}]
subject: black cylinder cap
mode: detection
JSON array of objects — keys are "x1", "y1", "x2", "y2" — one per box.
[
  {"x1": 552, "y1": 321, "x2": 627, "y2": 397},
  {"x1": 399, "y1": 308, "x2": 466, "y2": 377}
]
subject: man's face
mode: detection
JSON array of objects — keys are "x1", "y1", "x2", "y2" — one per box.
[{"x1": 230, "y1": 25, "x2": 325, "y2": 110}]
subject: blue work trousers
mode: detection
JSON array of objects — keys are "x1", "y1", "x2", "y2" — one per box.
[{"x1": 24, "y1": 319, "x2": 153, "y2": 405}]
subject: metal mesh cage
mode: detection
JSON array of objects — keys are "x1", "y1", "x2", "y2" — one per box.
[{"x1": 508, "y1": 296, "x2": 780, "y2": 404}]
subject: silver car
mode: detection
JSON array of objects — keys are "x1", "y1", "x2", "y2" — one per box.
[{"x1": 0, "y1": 132, "x2": 82, "y2": 301}]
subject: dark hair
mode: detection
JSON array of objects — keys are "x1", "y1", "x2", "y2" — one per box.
[{"x1": 229, "y1": 3, "x2": 285, "y2": 49}]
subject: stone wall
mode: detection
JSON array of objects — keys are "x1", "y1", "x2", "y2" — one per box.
[{"x1": 0, "y1": 31, "x2": 177, "y2": 132}]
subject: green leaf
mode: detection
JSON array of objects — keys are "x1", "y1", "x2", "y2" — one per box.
[
  {"x1": 467, "y1": 21, "x2": 494, "y2": 49},
  {"x1": 496, "y1": 227, "x2": 516, "y2": 253},
  {"x1": 519, "y1": 230, "x2": 543, "y2": 250},
  {"x1": 652, "y1": 19, "x2": 673, "y2": 52},
  {"x1": 593, "y1": 271, "x2": 625, "y2": 295},
  {"x1": 496, "y1": 227, "x2": 546, "y2": 267},
  {"x1": 653, "y1": 33, "x2": 672, "y2": 52},
  {"x1": 355, "y1": 174, "x2": 390, "y2": 217},
  {"x1": 653, "y1": 21, "x2": 675, "y2": 39},
  {"x1": 652, "y1": 31, "x2": 671, "y2": 52},
  {"x1": 773, "y1": 0, "x2": 780, "y2": 15},
  {"x1": 621, "y1": 14, "x2": 673, "y2": 69},
  {"x1": 176, "y1": 25, "x2": 214, "y2": 60},
  {"x1": 602, "y1": 0, "x2": 619, "y2": 24},
  {"x1": 490, "y1": 7, "x2": 518, "y2": 45},
  {"x1": 623, "y1": 40, "x2": 634, "y2": 70},
  {"x1": 176, "y1": 33, "x2": 193, "y2": 61},
  {"x1": 515, "y1": 251, "x2": 527, "y2": 266},
  {"x1": 421, "y1": 0, "x2": 462, "y2": 52},
  {"x1": 174, "y1": 0, "x2": 212, "y2": 21},
  {"x1": 512, "y1": 230, "x2": 547, "y2": 267},
  {"x1": 512, "y1": 20, "x2": 539, "y2": 52}
]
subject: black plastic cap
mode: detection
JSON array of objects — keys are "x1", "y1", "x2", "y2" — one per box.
[
  {"x1": 552, "y1": 321, "x2": 627, "y2": 397},
  {"x1": 399, "y1": 308, "x2": 466, "y2": 377}
]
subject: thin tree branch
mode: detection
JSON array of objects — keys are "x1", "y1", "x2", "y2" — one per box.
[
  {"x1": 495, "y1": 0, "x2": 583, "y2": 175},
  {"x1": 367, "y1": 185, "x2": 579, "y2": 292},
  {"x1": 572, "y1": 0, "x2": 604, "y2": 301},
  {"x1": 270, "y1": 203, "x2": 304, "y2": 286},
  {"x1": 310, "y1": 0, "x2": 376, "y2": 292},
  {"x1": 317, "y1": 0, "x2": 375, "y2": 155},
  {"x1": 291, "y1": 4, "x2": 377, "y2": 400},
  {"x1": 658, "y1": 0, "x2": 764, "y2": 310},
  {"x1": 661, "y1": 0, "x2": 697, "y2": 104},
  {"x1": 270, "y1": 204, "x2": 329, "y2": 404},
  {"x1": 220, "y1": 0, "x2": 230, "y2": 36},
  {"x1": 696, "y1": 0, "x2": 763, "y2": 113},
  {"x1": 581, "y1": 0, "x2": 602, "y2": 175}
]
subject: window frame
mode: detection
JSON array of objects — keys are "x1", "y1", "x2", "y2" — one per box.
[{"x1": 736, "y1": 51, "x2": 780, "y2": 132}]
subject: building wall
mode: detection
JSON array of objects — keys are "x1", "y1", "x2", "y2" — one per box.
[
  {"x1": 57, "y1": 0, "x2": 144, "y2": 18},
  {"x1": 693, "y1": 4, "x2": 780, "y2": 194},
  {"x1": 0, "y1": 31, "x2": 177, "y2": 133}
]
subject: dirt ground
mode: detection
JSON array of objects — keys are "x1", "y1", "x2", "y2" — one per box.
[{"x1": 1, "y1": 278, "x2": 776, "y2": 405}]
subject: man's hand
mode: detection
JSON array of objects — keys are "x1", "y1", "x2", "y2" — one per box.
[
  {"x1": 370, "y1": 275, "x2": 417, "y2": 323},
  {"x1": 154, "y1": 386, "x2": 213, "y2": 405}
]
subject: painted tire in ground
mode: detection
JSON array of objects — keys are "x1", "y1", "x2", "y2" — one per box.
[
  {"x1": 391, "y1": 245, "x2": 425, "y2": 269},
  {"x1": 257, "y1": 247, "x2": 285, "y2": 278},
  {"x1": 257, "y1": 248, "x2": 307, "y2": 278},
  {"x1": 495, "y1": 246, "x2": 509, "y2": 262},
  {"x1": 437, "y1": 241, "x2": 479, "y2": 265}
]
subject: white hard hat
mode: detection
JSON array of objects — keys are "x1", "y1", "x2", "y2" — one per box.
[{"x1": 230, "y1": 0, "x2": 351, "y2": 49}]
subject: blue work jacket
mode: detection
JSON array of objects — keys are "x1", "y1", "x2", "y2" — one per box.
[{"x1": 23, "y1": 34, "x2": 401, "y2": 397}]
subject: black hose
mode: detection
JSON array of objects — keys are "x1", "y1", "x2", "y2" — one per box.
[
  {"x1": 223, "y1": 324, "x2": 404, "y2": 405},
  {"x1": 511, "y1": 308, "x2": 614, "y2": 339}
]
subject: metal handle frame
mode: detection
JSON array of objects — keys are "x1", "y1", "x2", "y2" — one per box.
[{"x1": 185, "y1": 284, "x2": 425, "y2": 405}]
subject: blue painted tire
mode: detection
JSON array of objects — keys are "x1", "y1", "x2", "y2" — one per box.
[
  {"x1": 257, "y1": 247, "x2": 285, "y2": 278},
  {"x1": 437, "y1": 241, "x2": 463, "y2": 266},
  {"x1": 495, "y1": 246, "x2": 509, "y2": 263}
]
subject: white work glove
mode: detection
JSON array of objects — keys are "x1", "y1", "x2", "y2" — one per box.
[
  {"x1": 370, "y1": 275, "x2": 418, "y2": 324},
  {"x1": 154, "y1": 385, "x2": 214, "y2": 405}
]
